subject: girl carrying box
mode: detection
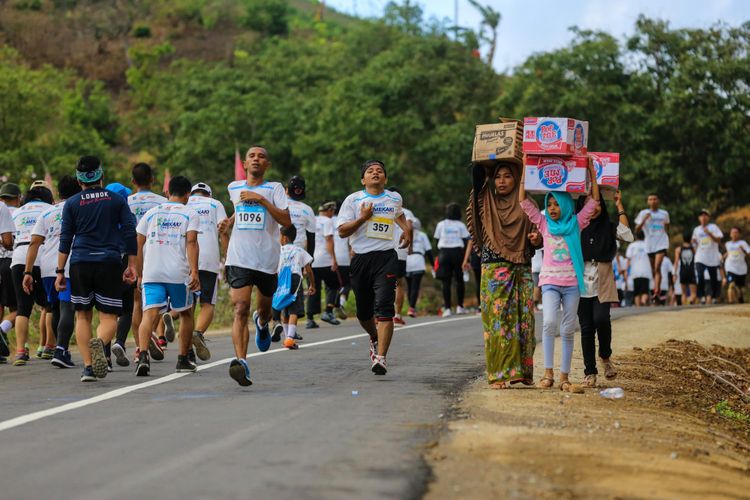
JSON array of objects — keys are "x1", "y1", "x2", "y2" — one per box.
[{"x1": 519, "y1": 156, "x2": 600, "y2": 392}]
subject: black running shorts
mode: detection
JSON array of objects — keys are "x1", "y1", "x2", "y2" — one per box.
[
  {"x1": 350, "y1": 249, "x2": 398, "y2": 322},
  {"x1": 11, "y1": 265, "x2": 48, "y2": 317},
  {"x1": 0, "y1": 257, "x2": 16, "y2": 309},
  {"x1": 225, "y1": 265, "x2": 277, "y2": 298},
  {"x1": 70, "y1": 262, "x2": 124, "y2": 314},
  {"x1": 198, "y1": 270, "x2": 219, "y2": 305}
]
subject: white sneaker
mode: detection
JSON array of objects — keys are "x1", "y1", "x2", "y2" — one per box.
[
  {"x1": 442, "y1": 308, "x2": 453, "y2": 318},
  {"x1": 455, "y1": 306, "x2": 468, "y2": 315},
  {"x1": 371, "y1": 355, "x2": 387, "y2": 375}
]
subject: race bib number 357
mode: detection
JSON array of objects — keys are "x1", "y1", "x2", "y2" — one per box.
[
  {"x1": 236, "y1": 204, "x2": 266, "y2": 230},
  {"x1": 366, "y1": 216, "x2": 394, "y2": 240}
]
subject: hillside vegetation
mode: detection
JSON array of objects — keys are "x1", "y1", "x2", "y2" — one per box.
[{"x1": 1, "y1": 1, "x2": 748, "y2": 231}]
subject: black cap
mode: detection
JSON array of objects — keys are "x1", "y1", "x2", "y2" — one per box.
[
  {"x1": 0, "y1": 183, "x2": 21, "y2": 199},
  {"x1": 288, "y1": 175, "x2": 306, "y2": 200}
]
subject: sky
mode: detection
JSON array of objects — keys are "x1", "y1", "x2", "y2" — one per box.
[{"x1": 324, "y1": 0, "x2": 748, "y2": 72}]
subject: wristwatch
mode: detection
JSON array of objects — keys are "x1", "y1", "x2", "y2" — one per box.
[
  {"x1": 23, "y1": 271, "x2": 33, "y2": 277},
  {"x1": 55, "y1": 268, "x2": 65, "y2": 274}
]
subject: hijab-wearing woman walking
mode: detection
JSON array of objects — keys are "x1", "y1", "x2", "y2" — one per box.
[{"x1": 467, "y1": 163, "x2": 539, "y2": 389}]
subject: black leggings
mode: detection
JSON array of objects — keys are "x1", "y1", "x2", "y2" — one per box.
[
  {"x1": 406, "y1": 272, "x2": 424, "y2": 308},
  {"x1": 577, "y1": 297, "x2": 612, "y2": 376},
  {"x1": 437, "y1": 248, "x2": 465, "y2": 309},
  {"x1": 696, "y1": 263, "x2": 720, "y2": 299},
  {"x1": 53, "y1": 300, "x2": 76, "y2": 350}
]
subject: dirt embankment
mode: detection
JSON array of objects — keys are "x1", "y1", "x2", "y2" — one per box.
[{"x1": 426, "y1": 306, "x2": 750, "y2": 500}]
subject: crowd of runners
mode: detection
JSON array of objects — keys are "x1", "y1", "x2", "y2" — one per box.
[{"x1": 0, "y1": 149, "x2": 747, "y2": 389}]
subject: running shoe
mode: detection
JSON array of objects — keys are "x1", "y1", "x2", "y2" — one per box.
[
  {"x1": 135, "y1": 351, "x2": 150, "y2": 377},
  {"x1": 393, "y1": 316, "x2": 406, "y2": 326},
  {"x1": 291, "y1": 332, "x2": 304, "y2": 341},
  {"x1": 80, "y1": 365, "x2": 96, "y2": 382},
  {"x1": 229, "y1": 358, "x2": 252, "y2": 387},
  {"x1": 35, "y1": 346, "x2": 44, "y2": 359},
  {"x1": 148, "y1": 333, "x2": 165, "y2": 361},
  {"x1": 0, "y1": 329, "x2": 9, "y2": 357},
  {"x1": 271, "y1": 323, "x2": 284, "y2": 343},
  {"x1": 455, "y1": 306, "x2": 468, "y2": 315},
  {"x1": 371, "y1": 355, "x2": 388, "y2": 375},
  {"x1": 191, "y1": 331, "x2": 211, "y2": 361},
  {"x1": 107, "y1": 358, "x2": 113, "y2": 372},
  {"x1": 283, "y1": 338, "x2": 298, "y2": 350},
  {"x1": 157, "y1": 336, "x2": 168, "y2": 349},
  {"x1": 133, "y1": 347, "x2": 141, "y2": 364},
  {"x1": 407, "y1": 307, "x2": 416, "y2": 318},
  {"x1": 305, "y1": 319, "x2": 319, "y2": 329},
  {"x1": 163, "y1": 313, "x2": 176, "y2": 342},
  {"x1": 441, "y1": 307, "x2": 453, "y2": 318},
  {"x1": 320, "y1": 311, "x2": 340, "y2": 325},
  {"x1": 368, "y1": 336, "x2": 378, "y2": 363},
  {"x1": 13, "y1": 352, "x2": 28, "y2": 366},
  {"x1": 41, "y1": 347, "x2": 55, "y2": 360},
  {"x1": 111, "y1": 342, "x2": 130, "y2": 367},
  {"x1": 253, "y1": 311, "x2": 271, "y2": 352},
  {"x1": 89, "y1": 338, "x2": 108, "y2": 379},
  {"x1": 188, "y1": 348, "x2": 197, "y2": 364},
  {"x1": 334, "y1": 307, "x2": 348, "y2": 320},
  {"x1": 51, "y1": 349, "x2": 75, "y2": 369},
  {"x1": 176, "y1": 355, "x2": 197, "y2": 373}
]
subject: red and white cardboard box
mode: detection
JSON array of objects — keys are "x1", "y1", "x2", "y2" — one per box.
[
  {"x1": 523, "y1": 117, "x2": 589, "y2": 156},
  {"x1": 524, "y1": 155, "x2": 589, "y2": 195},
  {"x1": 588, "y1": 152, "x2": 619, "y2": 199}
]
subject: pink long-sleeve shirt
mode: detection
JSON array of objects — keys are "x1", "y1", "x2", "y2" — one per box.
[{"x1": 521, "y1": 197, "x2": 598, "y2": 288}]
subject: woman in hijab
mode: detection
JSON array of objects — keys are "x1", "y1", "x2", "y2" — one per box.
[
  {"x1": 466, "y1": 162, "x2": 539, "y2": 389},
  {"x1": 576, "y1": 190, "x2": 633, "y2": 387}
]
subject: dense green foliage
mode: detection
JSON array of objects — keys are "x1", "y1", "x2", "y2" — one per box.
[{"x1": 0, "y1": 1, "x2": 747, "y2": 233}]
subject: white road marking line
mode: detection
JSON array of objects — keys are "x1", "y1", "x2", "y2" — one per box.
[{"x1": 0, "y1": 316, "x2": 477, "y2": 433}]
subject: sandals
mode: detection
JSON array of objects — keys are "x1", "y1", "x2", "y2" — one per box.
[
  {"x1": 489, "y1": 381, "x2": 509, "y2": 390},
  {"x1": 536, "y1": 377, "x2": 554, "y2": 389},
  {"x1": 601, "y1": 358, "x2": 618, "y2": 380},
  {"x1": 560, "y1": 380, "x2": 585, "y2": 394},
  {"x1": 582, "y1": 374, "x2": 597, "y2": 388}
]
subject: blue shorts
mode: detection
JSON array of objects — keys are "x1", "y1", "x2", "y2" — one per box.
[
  {"x1": 42, "y1": 277, "x2": 71, "y2": 305},
  {"x1": 142, "y1": 283, "x2": 194, "y2": 312}
]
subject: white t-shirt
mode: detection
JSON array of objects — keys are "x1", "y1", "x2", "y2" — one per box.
[
  {"x1": 278, "y1": 243, "x2": 313, "y2": 277},
  {"x1": 613, "y1": 255, "x2": 626, "y2": 291},
  {"x1": 187, "y1": 195, "x2": 228, "y2": 274},
  {"x1": 336, "y1": 189, "x2": 403, "y2": 255},
  {"x1": 332, "y1": 216, "x2": 351, "y2": 266},
  {"x1": 288, "y1": 200, "x2": 316, "y2": 249},
  {"x1": 225, "y1": 181, "x2": 288, "y2": 274},
  {"x1": 11, "y1": 202, "x2": 51, "y2": 268},
  {"x1": 394, "y1": 207, "x2": 416, "y2": 261},
  {"x1": 434, "y1": 219, "x2": 470, "y2": 249},
  {"x1": 724, "y1": 240, "x2": 750, "y2": 275},
  {"x1": 635, "y1": 209, "x2": 670, "y2": 253},
  {"x1": 692, "y1": 224, "x2": 723, "y2": 267},
  {"x1": 660, "y1": 256, "x2": 673, "y2": 291},
  {"x1": 406, "y1": 230, "x2": 432, "y2": 273},
  {"x1": 128, "y1": 190, "x2": 168, "y2": 224},
  {"x1": 136, "y1": 202, "x2": 200, "y2": 284},
  {"x1": 0, "y1": 204, "x2": 15, "y2": 259},
  {"x1": 626, "y1": 240, "x2": 653, "y2": 280},
  {"x1": 313, "y1": 215, "x2": 335, "y2": 268},
  {"x1": 531, "y1": 249, "x2": 543, "y2": 273},
  {"x1": 31, "y1": 201, "x2": 67, "y2": 278}
]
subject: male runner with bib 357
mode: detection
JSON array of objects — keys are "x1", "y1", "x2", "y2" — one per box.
[{"x1": 337, "y1": 160, "x2": 412, "y2": 375}]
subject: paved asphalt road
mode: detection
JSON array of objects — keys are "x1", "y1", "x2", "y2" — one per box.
[{"x1": 0, "y1": 308, "x2": 663, "y2": 499}]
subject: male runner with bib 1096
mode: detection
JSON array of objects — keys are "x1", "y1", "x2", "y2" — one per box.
[
  {"x1": 221, "y1": 146, "x2": 291, "y2": 387},
  {"x1": 337, "y1": 160, "x2": 412, "y2": 376}
]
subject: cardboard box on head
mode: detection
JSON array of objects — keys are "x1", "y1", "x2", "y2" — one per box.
[
  {"x1": 588, "y1": 152, "x2": 620, "y2": 200},
  {"x1": 472, "y1": 119, "x2": 523, "y2": 165},
  {"x1": 523, "y1": 117, "x2": 589, "y2": 156},
  {"x1": 524, "y1": 155, "x2": 590, "y2": 196}
]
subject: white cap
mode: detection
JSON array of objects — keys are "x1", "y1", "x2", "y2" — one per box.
[{"x1": 191, "y1": 182, "x2": 212, "y2": 196}]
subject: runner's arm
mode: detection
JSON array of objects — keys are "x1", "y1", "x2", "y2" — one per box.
[
  {"x1": 395, "y1": 213, "x2": 412, "y2": 249},
  {"x1": 0, "y1": 231, "x2": 11, "y2": 251},
  {"x1": 186, "y1": 230, "x2": 200, "y2": 291},
  {"x1": 338, "y1": 207, "x2": 371, "y2": 238},
  {"x1": 462, "y1": 240, "x2": 473, "y2": 270},
  {"x1": 136, "y1": 234, "x2": 146, "y2": 281},
  {"x1": 326, "y1": 235, "x2": 337, "y2": 270},
  {"x1": 22, "y1": 235, "x2": 45, "y2": 293},
  {"x1": 260, "y1": 198, "x2": 291, "y2": 227},
  {"x1": 305, "y1": 264, "x2": 316, "y2": 295}
]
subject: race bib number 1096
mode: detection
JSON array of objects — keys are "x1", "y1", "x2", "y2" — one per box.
[{"x1": 236, "y1": 204, "x2": 266, "y2": 230}]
